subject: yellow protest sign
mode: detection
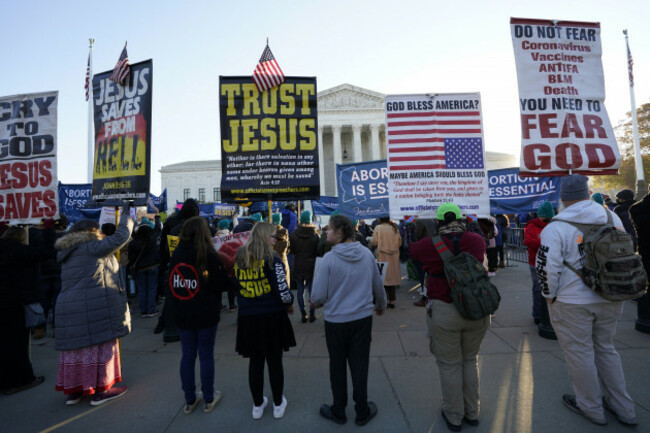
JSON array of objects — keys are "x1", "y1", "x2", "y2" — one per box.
[{"x1": 167, "y1": 235, "x2": 180, "y2": 256}]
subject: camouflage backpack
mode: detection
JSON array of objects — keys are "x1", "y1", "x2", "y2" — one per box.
[
  {"x1": 559, "y1": 211, "x2": 647, "y2": 301},
  {"x1": 432, "y1": 234, "x2": 501, "y2": 320}
]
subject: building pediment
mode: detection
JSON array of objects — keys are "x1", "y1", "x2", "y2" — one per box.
[{"x1": 318, "y1": 84, "x2": 385, "y2": 111}]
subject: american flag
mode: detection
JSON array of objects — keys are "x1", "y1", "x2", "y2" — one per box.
[
  {"x1": 627, "y1": 40, "x2": 634, "y2": 88},
  {"x1": 252, "y1": 45, "x2": 285, "y2": 93},
  {"x1": 109, "y1": 42, "x2": 130, "y2": 85},
  {"x1": 386, "y1": 105, "x2": 485, "y2": 170},
  {"x1": 84, "y1": 54, "x2": 90, "y2": 101}
]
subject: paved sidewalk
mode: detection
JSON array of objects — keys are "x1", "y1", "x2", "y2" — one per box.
[{"x1": 2, "y1": 262, "x2": 649, "y2": 433}]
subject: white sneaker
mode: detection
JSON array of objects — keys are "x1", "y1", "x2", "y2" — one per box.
[
  {"x1": 273, "y1": 395, "x2": 287, "y2": 419},
  {"x1": 252, "y1": 396, "x2": 268, "y2": 420},
  {"x1": 203, "y1": 390, "x2": 222, "y2": 413},
  {"x1": 183, "y1": 392, "x2": 203, "y2": 415}
]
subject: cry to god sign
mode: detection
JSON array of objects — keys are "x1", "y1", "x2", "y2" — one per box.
[
  {"x1": 0, "y1": 91, "x2": 59, "y2": 223},
  {"x1": 219, "y1": 76, "x2": 320, "y2": 202},
  {"x1": 510, "y1": 18, "x2": 620, "y2": 176}
]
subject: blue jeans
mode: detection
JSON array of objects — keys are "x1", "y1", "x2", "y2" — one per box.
[
  {"x1": 296, "y1": 278, "x2": 314, "y2": 316},
  {"x1": 178, "y1": 325, "x2": 218, "y2": 404},
  {"x1": 529, "y1": 265, "x2": 541, "y2": 319},
  {"x1": 135, "y1": 267, "x2": 158, "y2": 314}
]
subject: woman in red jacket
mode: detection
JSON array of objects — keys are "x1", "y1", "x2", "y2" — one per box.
[{"x1": 522, "y1": 201, "x2": 555, "y2": 325}]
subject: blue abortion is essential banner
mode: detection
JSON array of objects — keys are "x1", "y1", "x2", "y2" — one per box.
[
  {"x1": 148, "y1": 189, "x2": 167, "y2": 212},
  {"x1": 176, "y1": 201, "x2": 217, "y2": 218},
  {"x1": 249, "y1": 201, "x2": 283, "y2": 214},
  {"x1": 488, "y1": 167, "x2": 562, "y2": 214},
  {"x1": 311, "y1": 196, "x2": 339, "y2": 216},
  {"x1": 336, "y1": 160, "x2": 389, "y2": 219},
  {"x1": 60, "y1": 182, "x2": 166, "y2": 223},
  {"x1": 58, "y1": 183, "x2": 93, "y2": 223}
]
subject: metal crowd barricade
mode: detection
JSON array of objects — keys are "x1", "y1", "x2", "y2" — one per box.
[{"x1": 504, "y1": 226, "x2": 528, "y2": 265}]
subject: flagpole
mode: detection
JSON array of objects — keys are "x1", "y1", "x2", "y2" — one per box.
[
  {"x1": 624, "y1": 30, "x2": 646, "y2": 198},
  {"x1": 87, "y1": 38, "x2": 95, "y2": 183}
]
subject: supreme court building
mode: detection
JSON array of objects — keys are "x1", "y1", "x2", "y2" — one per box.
[{"x1": 161, "y1": 84, "x2": 517, "y2": 207}]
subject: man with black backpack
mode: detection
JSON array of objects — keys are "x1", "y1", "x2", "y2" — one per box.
[{"x1": 537, "y1": 174, "x2": 640, "y2": 427}]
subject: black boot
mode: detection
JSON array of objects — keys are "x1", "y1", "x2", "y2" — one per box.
[{"x1": 153, "y1": 317, "x2": 164, "y2": 334}]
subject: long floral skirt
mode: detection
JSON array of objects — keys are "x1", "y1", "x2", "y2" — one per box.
[{"x1": 55, "y1": 339, "x2": 121, "y2": 395}]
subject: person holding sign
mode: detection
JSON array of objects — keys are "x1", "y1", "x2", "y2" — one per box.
[
  {"x1": 233, "y1": 223, "x2": 295, "y2": 420},
  {"x1": 168, "y1": 216, "x2": 229, "y2": 414},
  {"x1": 157, "y1": 198, "x2": 200, "y2": 341},
  {"x1": 53, "y1": 202, "x2": 133, "y2": 406},
  {"x1": 128, "y1": 208, "x2": 161, "y2": 318},
  {"x1": 311, "y1": 215, "x2": 386, "y2": 426}
]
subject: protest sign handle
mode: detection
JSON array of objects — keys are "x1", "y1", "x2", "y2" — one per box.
[{"x1": 114, "y1": 206, "x2": 121, "y2": 260}]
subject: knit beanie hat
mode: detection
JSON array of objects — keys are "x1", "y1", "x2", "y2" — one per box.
[
  {"x1": 136, "y1": 217, "x2": 154, "y2": 232},
  {"x1": 330, "y1": 210, "x2": 341, "y2": 216},
  {"x1": 560, "y1": 174, "x2": 589, "y2": 201},
  {"x1": 272, "y1": 213, "x2": 282, "y2": 225},
  {"x1": 250, "y1": 212, "x2": 263, "y2": 222},
  {"x1": 217, "y1": 219, "x2": 230, "y2": 230},
  {"x1": 300, "y1": 210, "x2": 312, "y2": 224},
  {"x1": 537, "y1": 201, "x2": 555, "y2": 219},
  {"x1": 616, "y1": 189, "x2": 635, "y2": 202},
  {"x1": 590, "y1": 193, "x2": 604, "y2": 205}
]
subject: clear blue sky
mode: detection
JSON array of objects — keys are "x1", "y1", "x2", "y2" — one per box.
[{"x1": 3, "y1": 0, "x2": 648, "y2": 194}]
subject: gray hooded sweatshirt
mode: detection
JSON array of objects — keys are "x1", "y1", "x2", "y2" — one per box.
[{"x1": 311, "y1": 241, "x2": 387, "y2": 323}]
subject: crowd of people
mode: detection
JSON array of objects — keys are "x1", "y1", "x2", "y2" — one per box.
[{"x1": 1, "y1": 178, "x2": 648, "y2": 430}]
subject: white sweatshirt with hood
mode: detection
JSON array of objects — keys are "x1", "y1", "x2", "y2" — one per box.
[
  {"x1": 311, "y1": 241, "x2": 387, "y2": 323},
  {"x1": 536, "y1": 200, "x2": 624, "y2": 304}
]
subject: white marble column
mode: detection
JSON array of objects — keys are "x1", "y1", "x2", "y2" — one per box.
[
  {"x1": 352, "y1": 124, "x2": 363, "y2": 162},
  {"x1": 370, "y1": 124, "x2": 381, "y2": 161},
  {"x1": 317, "y1": 126, "x2": 324, "y2": 196},
  {"x1": 332, "y1": 125, "x2": 342, "y2": 167},
  {"x1": 327, "y1": 125, "x2": 343, "y2": 196}
]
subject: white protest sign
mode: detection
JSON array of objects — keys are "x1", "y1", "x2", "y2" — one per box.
[
  {"x1": 510, "y1": 17, "x2": 620, "y2": 176},
  {"x1": 385, "y1": 93, "x2": 490, "y2": 219},
  {"x1": 98, "y1": 206, "x2": 137, "y2": 228},
  {"x1": 0, "y1": 91, "x2": 59, "y2": 224},
  {"x1": 376, "y1": 261, "x2": 388, "y2": 285}
]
